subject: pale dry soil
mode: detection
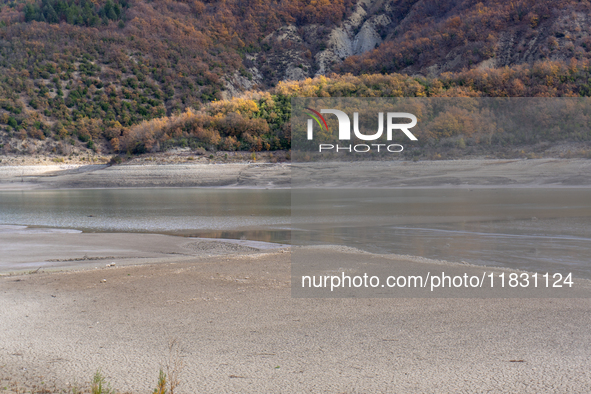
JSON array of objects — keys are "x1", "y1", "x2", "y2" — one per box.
[
  {"x1": 2, "y1": 158, "x2": 591, "y2": 190},
  {"x1": 1, "y1": 244, "x2": 591, "y2": 393},
  {"x1": 0, "y1": 162, "x2": 291, "y2": 189}
]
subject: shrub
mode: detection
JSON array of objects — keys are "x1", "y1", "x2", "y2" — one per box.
[
  {"x1": 7, "y1": 117, "x2": 17, "y2": 128},
  {"x1": 91, "y1": 370, "x2": 114, "y2": 394},
  {"x1": 153, "y1": 369, "x2": 167, "y2": 394},
  {"x1": 109, "y1": 155, "x2": 123, "y2": 165}
]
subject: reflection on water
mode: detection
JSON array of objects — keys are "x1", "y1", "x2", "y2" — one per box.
[
  {"x1": 0, "y1": 189, "x2": 291, "y2": 233},
  {"x1": 292, "y1": 188, "x2": 591, "y2": 279},
  {"x1": 1, "y1": 187, "x2": 590, "y2": 278},
  {"x1": 170, "y1": 229, "x2": 291, "y2": 245}
]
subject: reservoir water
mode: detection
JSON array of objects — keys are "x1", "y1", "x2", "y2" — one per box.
[{"x1": 1, "y1": 188, "x2": 590, "y2": 278}]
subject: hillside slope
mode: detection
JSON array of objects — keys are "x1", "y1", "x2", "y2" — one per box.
[
  {"x1": 245, "y1": 0, "x2": 591, "y2": 84},
  {"x1": 0, "y1": 0, "x2": 590, "y2": 159}
]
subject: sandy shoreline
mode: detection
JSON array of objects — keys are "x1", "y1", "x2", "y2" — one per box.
[
  {"x1": 2, "y1": 159, "x2": 591, "y2": 392},
  {"x1": 0, "y1": 162, "x2": 292, "y2": 190},
  {"x1": 1, "y1": 158, "x2": 591, "y2": 190},
  {"x1": 0, "y1": 227, "x2": 287, "y2": 274},
  {"x1": 1, "y1": 243, "x2": 591, "y2": 392},
  {"x1": 1, "y1": 230, "x2": 591, "y2": 392}
]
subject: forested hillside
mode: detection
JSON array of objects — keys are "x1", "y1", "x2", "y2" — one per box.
[{"x1": 1, "y1": 0, "x2": 591, "y2": 159}]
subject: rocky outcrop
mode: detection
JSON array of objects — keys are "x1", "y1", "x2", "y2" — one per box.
[
  {"x1": 222, "y1": 60, "x2": 264, "y2": 99},
  {"x1": 315, "y1": 9, "x2": 391, "y2": 75},
  {"x1": 222, "y1": 0, "x2": 591, "y2": 95},
  {"x1": 224, "y1": 0, "x2": 397, "y2": 95}
]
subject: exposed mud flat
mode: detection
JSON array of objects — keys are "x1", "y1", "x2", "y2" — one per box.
[
  {"x1": 1, "y1": 242, "x2": 591, "y2": 393},
  {"x1": 0, "y1": 162, "x2": 291, "y2": 189},
  {"x1": 292, "y1": 158, "x2": 591, "y2": 188},
  {"x1": 2, "y1": 159, "x2": 591, "y2": 190}
]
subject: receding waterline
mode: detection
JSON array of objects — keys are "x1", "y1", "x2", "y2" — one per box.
[
  {"x1": 0, "y1": 188, "x2": 291, "y2": 235},
  {"x1": 2, "y1": 188, "x2": 591, "y2": 277}
]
